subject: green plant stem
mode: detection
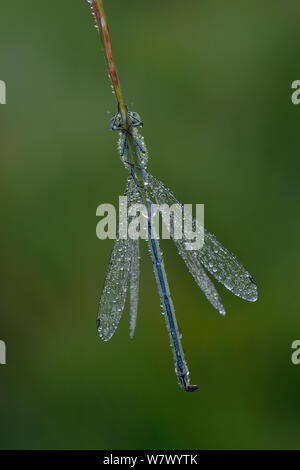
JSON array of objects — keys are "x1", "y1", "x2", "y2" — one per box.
[{"x1": 91, "y1": 0, "x2": 146, "y2": 195}]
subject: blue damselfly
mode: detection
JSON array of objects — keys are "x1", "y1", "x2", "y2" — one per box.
[
  {"x1": 87, "y1": 0, "x2": 258, "y2": 392},
  {"x1": 96, "y1": 109, "x2": 258, "y2": 392}
]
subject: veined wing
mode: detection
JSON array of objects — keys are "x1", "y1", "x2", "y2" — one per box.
[
  {"x1": 148, "y1": 173, "x2": 225, "y2": 315},
  {"x1": 97, "y1": 178, "x2": 140, "y2": 341},
  {"x1": 97, "y1": 237, "x2": 132, "y2": 341},
  {"x1": 172, "y1": 237, "x2": 226, "y2": 315},
  {"x1": 129, "y1": 236, "x2": 140, "y2": 338},
  {"x1": 127, "y1": 179, "x2": 141, "y2": 338},
  {"x1": 147, "y1": 174, "x2": 258, "y2": 304}
]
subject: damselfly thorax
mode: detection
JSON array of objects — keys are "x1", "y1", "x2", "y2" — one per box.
[{"x1": 110, "y1": 109, "x2": 148, "y2": 172}]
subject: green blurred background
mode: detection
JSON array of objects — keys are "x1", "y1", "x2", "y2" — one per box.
[{"x1": 1, "y1": 0, "x2": 300, "y2": 449}]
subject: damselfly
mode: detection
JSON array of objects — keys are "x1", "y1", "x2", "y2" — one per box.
[
  {"x1": 97, "y1": 108, "x2": 258, "y2": 392},
  {"x1": 87, "y1": 0, "x2": 257, "y2": 391}
]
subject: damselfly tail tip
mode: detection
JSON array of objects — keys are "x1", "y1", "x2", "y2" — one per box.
[
  {"x1": 184, "y1": 384, "x2": 199, "y2": 392},
  {"x1": 179, "y1": 375, "x2": 198, "y2": 392}
]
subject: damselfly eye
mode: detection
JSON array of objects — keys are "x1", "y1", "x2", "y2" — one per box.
[
  {"x1": 129, "y1": 111, "x2": 143, "y2": 126},
  {"x1": 110, "y1": 113, "x2": 123, "y2": 130},
  {"x1": 131, "y1": 112, "x2": 141, "y2": 121}
]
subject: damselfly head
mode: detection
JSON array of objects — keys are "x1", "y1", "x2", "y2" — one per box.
[{"x1": 110, "y1": 110, "x2": 143, "y2": 131}]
